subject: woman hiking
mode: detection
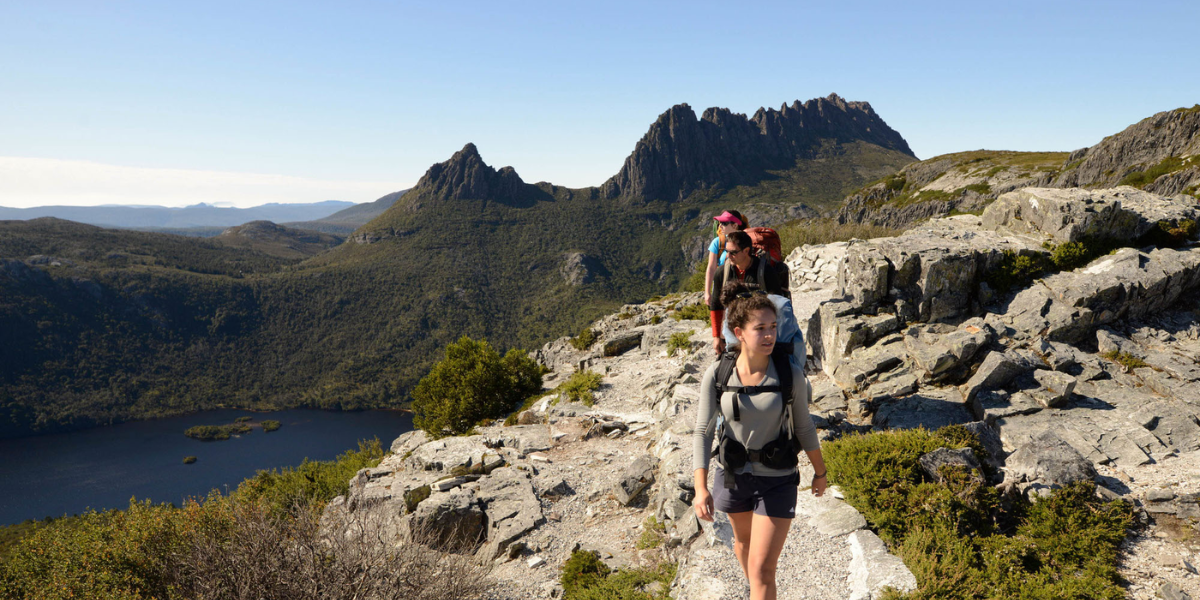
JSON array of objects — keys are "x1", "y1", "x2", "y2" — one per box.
[
  {"x1": 692, "y1": 282, "x2": 827, "y2": 600},
  {"x1": 704, "y1": 210, "x2": 748, "y2": 307}
]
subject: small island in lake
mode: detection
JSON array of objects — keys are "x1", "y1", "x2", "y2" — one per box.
[
  {"x1": 184, "y1": 422, "x2": 253, "y2": 441},
  {"x1": 183, "y1": 419, "x2": 282, "y2": 440},
  {"x1": 182, "y1": 456, "x2": 197, "y2": 464}
]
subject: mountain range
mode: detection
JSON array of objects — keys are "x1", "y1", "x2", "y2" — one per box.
[{"x1": 0, "y1": 200, "x2": 355, "y2": 231}]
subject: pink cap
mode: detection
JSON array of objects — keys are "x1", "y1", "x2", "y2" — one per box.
[{"x1": 713, "y1": 211, "x2": 743, "y2": 226}]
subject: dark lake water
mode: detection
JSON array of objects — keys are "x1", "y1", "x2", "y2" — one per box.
[{"x1": 0, "y1": 408, "x2": 413, "y2": 526}]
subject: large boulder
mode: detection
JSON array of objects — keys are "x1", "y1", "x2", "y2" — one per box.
[
  {"x1": 476, "y1": 468, "x2": 545, "y2": 559},
  {"x1": 411, "y1": 488, "x2": 487, "y2": 550},
  {"x1": 836, "y1": 216, "x2": 1040, "y2": 322},
  {"x1": 982, "y1": 186, "x2": 1200, "y2": 245},
  {"x1": 614, "y1": 455, "x2": 658, "y2": 506},
  {"x1": 997, "y1": 246, "x2": 1200, "y2": 344}
]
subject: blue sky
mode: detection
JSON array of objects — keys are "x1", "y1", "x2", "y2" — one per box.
[{"x1": 2, "y1": 1, "x2": 1197, "y2": 207}]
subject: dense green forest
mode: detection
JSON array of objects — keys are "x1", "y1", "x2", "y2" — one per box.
[{"x1": 0, "y1": 140, "x2": 912, "y2": 439}]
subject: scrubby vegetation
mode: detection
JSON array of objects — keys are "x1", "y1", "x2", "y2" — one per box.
[
  {"x1": 666, "y1": 332, "x2": 693, "y2": 356},
  {"x1": 824, "y1": 426, "x2": 1134, "y2": 600},
  {"x1": 1118, "y1": 156, "x2": 1187, "y2": 188},
  {"x1": 985, "y1": 250, "x2": 1047, "y2": 293},
  {"x1": 559, "y1": 370, "x2": 603, "y2": 407},
  {"x1": 671, "y1": 303, "x2": 709, "y2": 323},
  {"x1": 635, "y1": 516, "x2": 667, "y2": 550},
  {"x1": 1102, "y1": 350, "x2": 1150, "y2": 370},
  {"x1": 570, "y1": 327, "x2": 598, "y2": 350},
  {"x1": 261, "y1": 419, "x2": 281, "y2": 432},
  {"x1": 0, "y1": 440, "x2": 484, "y2": 600},
  {"x1": 560, "y1": 549, "x2": 676, "y2": 600},
  {"x1": 411, "y1": 336, "x2": 545, "y2": 438}
]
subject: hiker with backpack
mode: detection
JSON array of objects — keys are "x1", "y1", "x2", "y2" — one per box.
[
  {"x1": 720, "y1": 282, "x2": 805, "y2": 372},
  {"x1": 708, "y1": 230, "x2": 790, "y2": 355},
  {"x1": 703, "y1": 210, "x2": 749, "y2": 307},
  {"x1": 692, "y1": 287, "x2": 827, "y2": 600}
]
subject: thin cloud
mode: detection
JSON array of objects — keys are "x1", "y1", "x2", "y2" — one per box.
[{"x1": 0, "y1": 157, "x2": 407, "y2": 208}]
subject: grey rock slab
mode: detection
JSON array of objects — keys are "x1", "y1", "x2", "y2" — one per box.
[
  {"x1": 1159, "y1": 581, "x2": 1193, "y2": 600},
  {"x1": 1031, "y1": 369, "x2": 1077, "y2": 408},
  {"x1": 962, "y1": 421, "x2": 1006, "y2": 470},
  {"x1": 602, "y1": 331, "x2": 644, "y2": 357},
  {"x1": 831, "y1": 338, "x2": 907, "y2": 391},
  {"x1": 960, "y1": 350, "x2": 1038, "y2": 403},
  {"x1": 476, "y1": 467, "x2": 545, "y2": 559},
  {"x1": 864, "y1": 373, "x2": 918, "y2": 402},
  {"x1": 614, "y1": 454, "x2": 658, "y2": 506},
  {"x1": 970, "y1": 390, "x2": 1043, "y2": 425},
  {"x1": 809, "y1": 498, "x2": 867, "y2": 536},
  {"x1": 1004, "y1": 429, "x2": 1097, "y2": 488},
  {"x1": 903, "y1": 322, "x2": 992, "y2": 380},
  {"x1": 847, "y1": 529, "x2": 918, "y2": 600},
  {"x1": 411, "y1": 488, "x2": 486, "y2": 550},
  {"x1": 982, "y1": 186, "x2": 1200, "y2": 244},
  {"x1": 874, "y1": 388, "x2": 973, "y2": 431},
  {"x1": 410, "y1": 435, "x2": 492, "y2": 472}
]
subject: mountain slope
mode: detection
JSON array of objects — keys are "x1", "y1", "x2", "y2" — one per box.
[{"x1": 285, "y1": 190, "x2": 408, "y2": 235}]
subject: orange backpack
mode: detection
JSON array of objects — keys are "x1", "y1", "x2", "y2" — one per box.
[{"x1": 745, "y1": 227, "x2": 784, "y2": 262}]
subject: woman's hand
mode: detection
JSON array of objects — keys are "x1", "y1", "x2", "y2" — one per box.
[
  {"x1": 703, "y1": 291, "x2": 711, "y2": 306},
  {"x1": 693, "y1": 488, "x2": 714, "y2": 522},
  {"x1": 811, "y1": 472, "x2": 828, "y2": 497}
]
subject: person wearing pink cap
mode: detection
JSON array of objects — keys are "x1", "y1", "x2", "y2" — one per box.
[{"x1": 704, "y1": 210, "x2": 748, "y2": 306}]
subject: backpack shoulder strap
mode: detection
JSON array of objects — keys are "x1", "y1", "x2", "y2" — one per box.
[
  {"x1": 772, "y1": 350, "x2": 793, "y2": 409},
  {"x1": 758, "y1": 254, "x2": 767, "y2": 287},
  {"x1": 713, "y1": 352, "x2": 739, "y2": 421}
]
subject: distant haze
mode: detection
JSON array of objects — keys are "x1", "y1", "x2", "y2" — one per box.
[{"x1": 0, "y1": 157, "x2": 405, "y2": 209}]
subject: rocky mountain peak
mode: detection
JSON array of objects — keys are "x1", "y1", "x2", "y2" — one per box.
[
  {"x1": 601, "y1": 95, "x2": 914, "y2": 202},
  {"x1": 409, "y1": 143, "x2": 532, "y2": 204}
]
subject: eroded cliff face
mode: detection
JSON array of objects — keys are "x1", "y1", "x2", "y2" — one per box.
[
  {"x1": 1056, "y1": 106, "x2": 1200, "y2": 194},
  {"x1": 331, "y1": 187, "x2": 1200, "y2": 600}
]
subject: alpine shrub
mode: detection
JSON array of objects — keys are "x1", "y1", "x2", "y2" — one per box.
[
  {"x1": 570, "y1": 328, "x2": 598, "y2": 351},
  {"x1": 559, "y1": 370, "x2": 603, "y2": 407},
  {"x1": 666, "y1": 332, "x2": 692, "y2": 356},
  {"x1": 412, "y1": 337, "x2": 544, "y2": 438}
]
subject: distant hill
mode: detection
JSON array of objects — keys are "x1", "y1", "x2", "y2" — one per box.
[
  {"x1": 213, "y1": 221, "x2": 343, "y2": 259},
  {"x1": 0, "y1": 201, "x2": 355, "y2": 229},
  {"x1": 0, "y1": 94, "x2": 918, "y2": 438},
  {"x1": 284, "y1": 190, "x2": 408, "y2": 235}
]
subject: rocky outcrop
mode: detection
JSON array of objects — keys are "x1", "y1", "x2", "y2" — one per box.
[
  {"x1": 981, "y1": 186, "x2": 1200, "y2": 244},
  {"x1": 602, "y1": 94, "x2": 914, "y2": 202},
  {"x1": 1055, "y1": 106, "x2": 1200, "y2": 192},
  {"x1": 559, "y1": 252, "x2": 608, "y2": 286}
]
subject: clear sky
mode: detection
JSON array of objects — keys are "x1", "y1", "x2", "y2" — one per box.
[{"x1": 2, "y1": 0, "x2": 1197, "y2": 208}]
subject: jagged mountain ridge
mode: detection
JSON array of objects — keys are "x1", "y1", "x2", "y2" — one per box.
[{"x1": 600, "y1": 94, "x2": 915, "y2": 202}]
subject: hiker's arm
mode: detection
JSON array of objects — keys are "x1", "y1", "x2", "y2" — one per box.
[
  {"x1": 693, "y1": 363, "x2": 720, "y2": 521},
  {"x1": 703, "y1": 249, "x2": 719, "y2": 305}
]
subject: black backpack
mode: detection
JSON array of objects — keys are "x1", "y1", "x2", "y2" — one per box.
[{"x1": 711, "y1": 349, "x2": 801, "y2": 487}]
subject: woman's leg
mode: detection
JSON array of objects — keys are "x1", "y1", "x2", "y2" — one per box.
[
  {"x1": 725, "y1": 510, "x2": 755, "y2": 581},
  {"x1": 746, "y1": 514, "x2": 792, "y2": 600}
]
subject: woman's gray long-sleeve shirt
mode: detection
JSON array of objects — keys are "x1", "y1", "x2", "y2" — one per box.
[{"x1": 692, "y1": 358, "x2": 820, "y2": 477}]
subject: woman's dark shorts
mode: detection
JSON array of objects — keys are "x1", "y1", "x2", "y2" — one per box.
[{"x1": 712, "y1": 466, "x2": 799, "y2": 519}]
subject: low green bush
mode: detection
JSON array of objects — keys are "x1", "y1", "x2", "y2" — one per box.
[
  {"x1": 560, "y1": 370, "x2": 603, "y2": 407},
  {"x1": 1141, "y1": 219, "x2": 1198, "y2": 248},
  {"x1": 635, "y1": 516, "x2": 666, "y2": 550},
  {"x1": 504, "y1": 389, "x2": 555, "y2": 426},
  {"x1": 671, "y1": 303, "x2": 709, "y2": 323},
  {"x1": 961, "y1": 182, "x2": 992, "y2": 195},
  {"x1": 411, "y1": 336, "x2": 545, "y2": 438},
  {"x1": 560, "y1": 550, "x2": 675, "y2": 600},
  {"x1": 1049, "y1": 241, "x2": 1092, "y2": 271},
  {"x1": 985, "y1": 250, "x2": 1046, "y2": 293},
  {"x1": 1118, "y1": 156, "x2": 1185, "y2": 188},
  {"x1": 1102, "y1": 350, "x2": 1149, "y2": 370},
  {"x1": 826, "y1": 426, "x2": 1134, "y2": 600},
  {"x1": 650, "y1": 314, "x2": 662, "y2": 325},
  {"x1": 570, "y1": 327, "x2": 598, "y2": 351},
  {"x1": 666, "y1": 332, "x2": 692, "y2": 356}
]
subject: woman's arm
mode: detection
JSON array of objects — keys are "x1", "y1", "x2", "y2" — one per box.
[
  {"x1": 791, "y1": 370, "x2": 827, "y2": 496},
  {"x1": 703, "y1": 246, "x2": 719, "y2": 306},
  {"x1": 693, "y1": 363, "x2": 721, "y2": 521}
]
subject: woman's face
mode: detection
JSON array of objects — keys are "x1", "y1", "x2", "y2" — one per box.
[
  {"x1": 719, "y1": 221, "x2": 739, "y2": 235},
  {"x1": 734, "y1": 307, "x2": 777, "y2": 355}
]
